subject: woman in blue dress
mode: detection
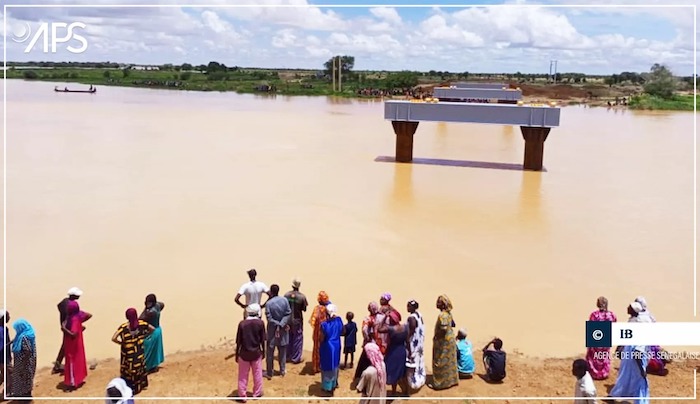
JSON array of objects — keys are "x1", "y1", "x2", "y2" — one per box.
[
  {"x1": 139, "y1": 294, "x2": 165, "y2": 373},
  {"x1": 378, "y1": 310, "x2": 408, "y2": 396},
  {"x1": 319, "y1": 304, "x2": 343, "y2": 395}
]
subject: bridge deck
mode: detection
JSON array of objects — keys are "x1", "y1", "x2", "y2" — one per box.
[
  {"x1": 454, "y1": 82, "x2": 507, "y2": 89},
  {"x1": 433, "y1": 87, "x2": 522, "y2": 101},
  {"x1": 384, "y1": 100, "x2": 560, "y2": 128}
]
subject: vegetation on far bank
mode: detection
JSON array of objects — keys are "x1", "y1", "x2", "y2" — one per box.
[{"x1": 6, "y1": 57, "x2": 696, "y2": 110}]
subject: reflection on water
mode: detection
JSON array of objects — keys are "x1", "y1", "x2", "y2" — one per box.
[{"x1": 2, "y1": 80, "x2": 695, "y2": 366}]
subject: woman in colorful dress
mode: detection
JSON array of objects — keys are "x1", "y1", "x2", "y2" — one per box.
[
  {"x1": 111, "y1": 308, "x2": 154, "y2": 395},
  {"x1": 585, "y1": 296, "x2": 617, "y2": 380},
  {"x1": 356, "y1": 342, "x2": 387, "y2": 404},
  {"x1": 377, "y1": 309, "x2": 408, "y2": 396},
  {"x1": 10, "y1": 319, "x2": 37, "y2": 399},
  {"x1": 405, "y1": 300, "x2": 426, "y2": 391},
  {"x1": 354, "y1": 302, "x2": 381, "y2": 381},
  {"x1": 319, "y1": 304, "x2": 343, "y2": 395},
  {"x1": 63, "y1": 300, "x2": 92, "y2": 391},
  {"x1": 139, "y1": 294, "x2": 165, "y2": 373},
  {"x1": 309, "y1": 291, "x2": 331, "y2": 374},
  {"x1": 430, "y1": 295, "x2": 458, "y2": 390}
]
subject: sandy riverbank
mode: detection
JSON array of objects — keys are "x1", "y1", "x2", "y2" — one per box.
[{"x1": 13, "y1": 347, "x2": 698, "y2": 403}]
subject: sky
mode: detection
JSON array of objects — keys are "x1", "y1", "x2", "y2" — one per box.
[{"x1": 1, "y1": 0, "x2": 697, "y2": 76}]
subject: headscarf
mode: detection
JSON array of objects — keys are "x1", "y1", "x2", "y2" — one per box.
[
  {"x1": 408, "y1": 300, "x2": 419, "y2": 311},
  {"x1": 381, "y1": 293, "x2": 392, "y2": 302},
  {"x1": 317, "y1": 291, "x2": 329, "y2": 305},
  {"x1": 368, "y1": 301, "x2": 379, "y2": 315},
  {"x1": 12, "y1": 319, "x2": 35, "y2": 353},
  {"x1": 364, "y1": 342, "x2": 386, "y2": 390},
  {"x1": 146, "y1": 294, "x2": 157, "y2": 307},
  {"x1": 596, "y1": 296, "x2": 608, "y2": 311},
  {"x1": 438, "y1": 295, "x2": 453, "y2": 311},
  {"x1": 326, "y1": 304, "x2": 338, "y2": 318},
  {"x1": 630, "y1": 302, "x2": 643, "y2": 314},
  {"x1": 65, "y1": 300, "x2": 80, "y2": 330},
  {"x1": 246, "y1": 303, "x2": 261, "y2": 318},
  {"x1": 635, "y1": 296, "x2": 647, "y2": 311},
  {"x1": 105, "y1": 377, "x2": 133, "y2": 404},
  {"x1": 126, "y1": 308, "x2": 139, "y2": 331}
]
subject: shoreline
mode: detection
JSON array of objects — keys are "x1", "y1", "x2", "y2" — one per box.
[
  {"x1": 6, "y1": 77, "x2": 693, "y2": 111},
  {"x1": 27, "y1": 346, "x2": 700, "y2": 402}
]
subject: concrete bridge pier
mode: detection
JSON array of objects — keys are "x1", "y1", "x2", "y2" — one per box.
[
  {"x1": 520, "y1": 126, "x2": 551, "y2": 171},
  {"x1": 392, "y1": 121, "x2": 419, "y2": 162}
]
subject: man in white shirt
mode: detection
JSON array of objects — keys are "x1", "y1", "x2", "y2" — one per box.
[
  {"x1": 235, "y1": 269, "x2": 270, "y2": 319},
  {"x1": 572, "y1": 359, "x2": 597, "y2": 404}
]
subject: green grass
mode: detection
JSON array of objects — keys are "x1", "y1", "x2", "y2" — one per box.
[
  {"x1": 628, "y1": 93, "x2": 696, "y2": 111},
  {"x1": 5, "y1": 67, "x2": 366, "y2": 98}
]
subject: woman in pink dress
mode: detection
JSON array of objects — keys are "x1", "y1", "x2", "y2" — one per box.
[
  {"x1": 585, "y1": 296, "x2": 616, "y2": 380},
  {"x1": 62, "y1": 300, "x2": 92, "y2": 390}
]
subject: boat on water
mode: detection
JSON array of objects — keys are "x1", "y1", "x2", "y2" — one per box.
[{"x1": 54, "y1": 86, "x2": 96, "y2": 93}]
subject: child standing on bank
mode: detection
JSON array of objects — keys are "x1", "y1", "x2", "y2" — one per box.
[{"x1": 341, "y1": 312, "x2": 357, "y2": 369}]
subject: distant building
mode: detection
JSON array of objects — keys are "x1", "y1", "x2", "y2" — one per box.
[{"x1": 130, "y1": 65, "x2": 160, "y2": 71}]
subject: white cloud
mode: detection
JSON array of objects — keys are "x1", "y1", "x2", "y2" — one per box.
[
  {"x1": 369, "y1": 7, "x2": 402, "y2": 26},
  {"x1": 272, "y1": 29, "x2": 298, "y2": 48}
]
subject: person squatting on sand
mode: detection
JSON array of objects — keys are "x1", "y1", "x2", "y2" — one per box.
[
  {"x1": 62, "y1": 299, "x2": 92, "y2": 391},
  {"x1": 405, "y1": 300, "x2": 426, "y2": 391},
  {"x1": 139, "y1": 294, "x2": 165, "y2": 373},
  {"x1": 111, "y1": 308, "x2": 154, "y2": 395},
  {"x1": 429, "y1": 295, "x2": 459, "y2": 390},
  {"x1": 456, "y1": 328, "x2": 475, "y2": 379},
  {"x1": 10, "y1": 318, "x2": 37, "y2": 399},
  {"x1": 356, "y1": 342, "x2": 387, "y2": 404},
  {"x1": 53, "y1": 287, "x2": 83, "y2": 374},
  {"x1": 309, "y1": 291, "x2": 331, "y2": 374},
  {"x1": 284, "y1": 278, "x2": 308, "y2": 364},
  {"x1": 319, "y1": 304, "x2": 343, "y2": 395},
  {"x1": 482, "y1": 337, "x2": 507, "y2": 383},
  {"x1": 235, "y1": 269, "x2": 271, "y2": 319},
  {"x1": 105, "y1": 377, "x2": 135, "y2": 404},
  {"x1": 571, "y1": 359, "x2": 597, "y2": 403},
  {"x1": 236, "y1": 303, "x2": 266, "y2": 402},
  {"x1": 264, "y1": 284, "x2": 291, "y2": 379}
]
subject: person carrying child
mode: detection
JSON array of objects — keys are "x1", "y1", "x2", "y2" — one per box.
[{"x1": 341, "y1": 312, "x2": 357, "y2": 369}]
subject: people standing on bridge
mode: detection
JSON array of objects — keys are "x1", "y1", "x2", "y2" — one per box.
[
  {"x1": 309, "y1": 291, "x2": 331, "y2": 374},
  {"x1": 586, "y1": 296, "x2": 617, "y2": 380},
  {"x1": 429, "y1": 295, "x2": 459, "y2": 390},
  {"x1": 54, "y1": 287, "x2": 84, "y2": 374},
  {"x1": 264, "y1": 284, "x2": 291, "y2": 379},
  {"x1": 284, "y1": 279, "x2": 308, "y2": 364},
  {"x1": 235, "y1": 269, "x2": 270, "y2": 319}
]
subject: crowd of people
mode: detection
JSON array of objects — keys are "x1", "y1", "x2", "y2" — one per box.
[
  {"x1": 0, "y1": 270, "x2": 673, "y2": 403},
  {"x1": 1, "y1": 288, "x2": 165, "y2": 402}
]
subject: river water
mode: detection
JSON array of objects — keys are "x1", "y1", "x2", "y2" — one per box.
[{"x1": 1, "y1": 79, "x2": 695, "y2": 368}]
